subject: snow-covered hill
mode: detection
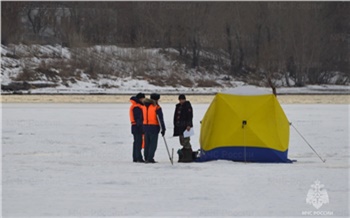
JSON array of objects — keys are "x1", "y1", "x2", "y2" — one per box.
[{"x1": 1, "y1": 44, "x2": 349, "y2": 95}]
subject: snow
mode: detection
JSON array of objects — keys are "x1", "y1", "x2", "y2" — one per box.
[
  {"x1": 2, "y1": 103, "x2": 349, "y2": 217},
  {"x1": 223, "y1": 85, "x2": 272, "y2": 95},
  {"x1": 10, "y1": 83, "x2": 349, "y2": 95}
]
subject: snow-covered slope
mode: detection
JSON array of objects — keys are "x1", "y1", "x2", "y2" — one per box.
[{"x1": 1, "y1": 44, "x2": 349, "y2": 94}]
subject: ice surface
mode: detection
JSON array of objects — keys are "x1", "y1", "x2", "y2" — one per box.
[{"x1": 1, "y1": 103, "x2": 349, "y2": 217}]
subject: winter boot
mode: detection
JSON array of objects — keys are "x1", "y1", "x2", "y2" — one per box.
[{"x1": 178, "y1": 147, "x2": 193, "y2": 162}]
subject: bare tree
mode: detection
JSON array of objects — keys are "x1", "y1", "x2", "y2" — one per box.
[
  {"x1": 24, "y1": 2, "x2": 56, "y2": 36},
  {"x1": 1, "y1": 2, "x2": 24, "y2": 44},
  {"x1": 1, "y1": 1, "x2": 348, "y2": 86}
]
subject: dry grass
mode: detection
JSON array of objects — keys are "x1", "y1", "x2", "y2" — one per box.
[
  {"x1": 196, "y1": 79, "x2": 222, "y2": 87},
  {"x1": 14, "y1": 69, "x2": 39, "y2": 81}
]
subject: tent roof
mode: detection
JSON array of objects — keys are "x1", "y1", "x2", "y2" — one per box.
[{"x1": 222, "y1": 86, "x2": 272, "y2": 96}]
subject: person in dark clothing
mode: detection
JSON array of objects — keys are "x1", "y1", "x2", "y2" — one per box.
[
  {"x1": 129, "y1": 92, "x2": 145, "y2": 163},
  {"x1": 142, "y1": 93, "x2": 166, "y2": 163},
  {"x1": 173, "y1": 94, "x2": 194, "y2": 162}
]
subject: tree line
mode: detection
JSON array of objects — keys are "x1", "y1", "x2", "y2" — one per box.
[{"x1": 2, "y1": 2, "x2": 349, "y2": 86}]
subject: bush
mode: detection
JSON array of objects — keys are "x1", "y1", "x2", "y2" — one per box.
[
  {"x1": 98, "y1": 83, "x2": 119, "y2": 89},
  {"x1": 4, "y1": 53, "x2": 19, "y2": 59},
  {"x1": 14, "y1": 68, "x2": 38, "y2": 81},
  {"x1": 35, "y1": 61, "x2": 60, "y2": 82},
  {"x1": 196, "y1": 79, "x2": 222, "y2": 87},
  {"x1": 181, "y1": 78, "x2": 194, "y2": 87},
  {"x1": 148, "y1": 77, "x2": 166, "y2": 87}
]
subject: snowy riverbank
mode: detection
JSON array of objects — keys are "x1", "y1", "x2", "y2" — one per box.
[{"x1": 2, "y1": 44, "x2": 349, "y2": 96}]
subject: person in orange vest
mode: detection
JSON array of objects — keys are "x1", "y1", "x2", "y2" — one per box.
[
  {"x1": 129, "y1": 92, "x2": 145, "y2": 163},
  {"x1": 143, "y1": 93, "x2": 166, "y2": 163}
]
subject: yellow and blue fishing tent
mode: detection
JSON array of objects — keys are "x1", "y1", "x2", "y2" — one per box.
[{"x1": 198, "y1": 91, "x2": 291, "y2": 163}]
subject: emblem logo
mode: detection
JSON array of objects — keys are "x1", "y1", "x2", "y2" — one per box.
[{"x1": 306, "y1": 180, "x2": 329, "y2": 209}]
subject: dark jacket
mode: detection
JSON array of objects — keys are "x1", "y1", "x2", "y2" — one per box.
[
  {"x1": 143, "y1": 98, "x2": 166, "y2": 134},
  {"x1": 173, "y1": 101, "x2": 193, "y2": 136},
  {"x1": 130, "y1": 96, "x2": 144, "y2": 134}
]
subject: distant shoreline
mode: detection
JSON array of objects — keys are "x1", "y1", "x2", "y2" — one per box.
[
  {"x1": 1, "y1": 92, "x2": 350, "y2": 96},
  {"x1": 1, "y1": 94, "x2": 349, "y2": 104}
]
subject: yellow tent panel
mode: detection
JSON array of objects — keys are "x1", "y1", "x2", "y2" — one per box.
[{"x1": 198, "y1": 93, "x2": 290, "y2": 162}]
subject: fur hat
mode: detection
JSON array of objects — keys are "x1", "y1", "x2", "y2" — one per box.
[
  {"x1": 150, "y1": 93, "x2": 160, "y2": 100},
  {"x1": 136, "y1": 92, "x2": 145, "y2": 99},
  {"x1": 178, "y1": 94, "x2": 186, "y2": 100}
]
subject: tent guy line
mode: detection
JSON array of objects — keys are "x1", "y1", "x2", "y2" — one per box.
[{"x1": 290, "y1": 123, "x2": 326, "y2": 163}]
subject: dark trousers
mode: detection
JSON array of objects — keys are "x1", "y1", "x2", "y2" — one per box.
[
  {"x1": 133, "y1": 133, "x2": 143, "y2": 161},
  {"x1": 144, "y1": 133, "x2": 158, "y2": 161},
  {"x1": 179, "y1": 135, "x2": 192, "y2": 149}
]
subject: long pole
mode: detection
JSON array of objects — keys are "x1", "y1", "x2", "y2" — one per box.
[
  {"x1": 242, "y1": 120, "x2": 247, "y2": 163},
  {"x1": 157, "y1": 115, "x2": 173, "y2": 165}
]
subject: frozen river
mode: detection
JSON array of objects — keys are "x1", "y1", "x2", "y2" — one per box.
[{"x1": 2, "y1": 103, "x2": 349, "y2": 217}]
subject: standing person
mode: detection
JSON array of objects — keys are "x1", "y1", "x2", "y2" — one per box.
[
  {"x1": 143, "y1": 93, "x2": 166, "y2": 163},
  {"x1": 173, "y1": 94, "x2": 193, "y2": 162},
  {"x1": 129, "y1": 92, "x2": 145, "y2": 163}
]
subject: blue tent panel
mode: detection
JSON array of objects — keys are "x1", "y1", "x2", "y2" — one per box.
[{"x1": 196, "y1": 146, "x2": 292, "y2": 163}]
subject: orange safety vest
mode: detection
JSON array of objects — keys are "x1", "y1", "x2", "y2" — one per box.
[
  {"x1": 129, "y1": 100, "x2": 144, "y2": 125},
  {"x1": 143, "y1": 104, "x2": 160, "y2": 125}
]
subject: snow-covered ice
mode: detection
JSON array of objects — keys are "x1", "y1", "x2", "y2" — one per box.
[{"x1": 1, "y1": 103, "x2": 349, "y2": 217}]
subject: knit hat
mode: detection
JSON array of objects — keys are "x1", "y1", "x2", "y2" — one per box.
[
  {"x1": 178, "y1": 94, "x2": 186, "y2": 100},
  {"x1": 136, "y1": 92, "x2": 145, "y2": 99},
  {"x1": 150, "y1": 93, "x2": 160, "y2": 100}
]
